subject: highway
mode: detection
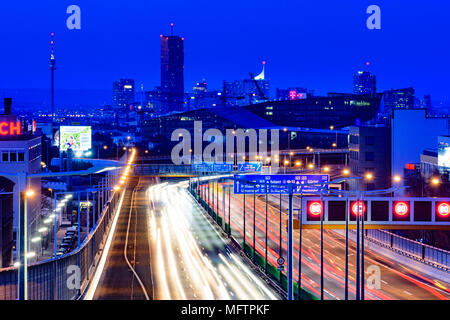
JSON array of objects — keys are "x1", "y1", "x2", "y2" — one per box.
[
  {"x1": 199, "y1": 181, "x2": 450, "y2": 300},
  {"x1": 90, "y1": 177, "x2": 280, "y2": 300}
]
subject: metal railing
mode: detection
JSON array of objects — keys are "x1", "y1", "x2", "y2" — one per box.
[
  {"x1": 0, "y1": 176, "x2": 124, "y2": 300},
  {"x1": 358, "y1": 229, "x2": 449, "y2": 271}
]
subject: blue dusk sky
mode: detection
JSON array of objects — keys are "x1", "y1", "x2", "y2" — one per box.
[{"x1": 0, "y1": 0, "x2": 449, "y2": 106}]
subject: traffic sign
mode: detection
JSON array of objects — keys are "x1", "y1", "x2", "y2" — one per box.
[
  {"x1": 233, "y1": 174, "x2": 329, "y2": 195},
  {"x1": 277, "y1": 257, "x2": 285, "y2": 265},
  {"x1": 193, "y1": 162, "x2": 233, "y2": 173},
  {"x1": 238, "y1": 162, "x2": 262, "y2": 172}
]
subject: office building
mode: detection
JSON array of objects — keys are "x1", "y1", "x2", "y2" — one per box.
[
  {"x1": 0, "y1": 99, "x2": 42, "y2": 265},
  {"x1": 223, "y1": 61, "x2": 270, "y2": 106},
  {"x1": 348, "y1": 125, "x2": 391, "y2": 190},
  {"x1": 382, "y1": 87, "x2": 415, "y2": 113},
  {"x1": 160, "y1": 32, "x2": 185, "y2": 113},
  {"x1": 391, "y1": 109, "x2": 450, "y2": 181},
  {"x1": 190, "y1": 81, "x2": 222, "y2": 109},
  {"x1": 353, "y1": 71, "x2": 376, "y2": 95},
  {"x1": 245, "y1": 93, "x2": 381, "y2": 129},
  {"x1": 112, "y1": 79, "x2": 135, "y2": 110},
  {"x1": 276, "y1": 87, "x2": 309, "y2": 101}
]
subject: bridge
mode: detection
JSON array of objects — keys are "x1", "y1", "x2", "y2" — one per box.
[{"x1": 0, "y1": 161, "x2": 448, "y2": 300}]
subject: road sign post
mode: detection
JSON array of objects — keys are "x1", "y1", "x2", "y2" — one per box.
[
  {"x1": 253, "y1": 185, "x2": 256, "y2": 261},
  {"x1": 297, "y1": 190, "x2": 303, "y2": 300},
  {"x1": 287, "y1": 183, "x2": 294, "y2": 301},
  {"x1": 345, "y1": 196, "x2": 349, "y2": 300}
]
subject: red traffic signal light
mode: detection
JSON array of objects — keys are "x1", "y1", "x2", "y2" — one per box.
[
  {"x1": 307, "y1": 201, "x2": 322, "y2": 221},
  {"x1": 436, "y1": 202, "x2": 450, "y2": 221},
  {"x1": 351, "y1": 201, "x2": 366, "y2": 216},
  {"x1": 394, "y1": 202, "x2": 409, "y2": 216},
  {"x1": 393, "y1": 201, "x2": 410, "y2": 221}
]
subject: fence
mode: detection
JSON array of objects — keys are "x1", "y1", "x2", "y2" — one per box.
[
  {"x1": 358, "y1": 229, "x2": 449, "y2": 271},
  {"x1": 0, "y1": 179, "x2": 124, "y2": 300}
]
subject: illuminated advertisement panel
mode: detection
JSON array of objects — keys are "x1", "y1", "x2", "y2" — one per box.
[{"x1": 59, "y1": 126, "x2": 92, "y2": 151}]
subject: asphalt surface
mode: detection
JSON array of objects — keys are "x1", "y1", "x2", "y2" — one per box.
[
  {"x1": 93, "y1": 178, "x2": 280, "y2": 300},
  {"x1": 93, "y1": 177, "x2": 153, "y2": 300},
  {"x1": 148, "y1": 181, "x2": 280, "y2": 300}
]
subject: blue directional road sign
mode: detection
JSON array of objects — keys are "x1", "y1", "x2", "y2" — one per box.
[
  {"x1": 238, "y1": 162, "x2": 262, "y2": 172},
  {"x1": 234, "y1": 174, "x2": 329, "y2": 195},
  {"x1": 193, "y1": 162, "x2": 233, "y2": 173}
]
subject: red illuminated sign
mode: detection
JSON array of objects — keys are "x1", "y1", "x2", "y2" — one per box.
[
  {"x1": 0, "y1": 122, "x2": 21, "y2": 136},
  {"x1": 351, "y1": 201, "x2": 366, "y2": 216},
  {"x1": 437, "y1": 202, "x2": 450, "y2": 218},
  {"x1": 394, "y1": 202, "x2": 409, "y2": 216},
  {"x1": 308, "y1": 201, "x2": 323, "y2": 216}
]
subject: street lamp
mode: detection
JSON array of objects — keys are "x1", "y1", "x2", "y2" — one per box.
[
  {"x1": 25, "y1": 189, "x2": 35, "y2": 197},
  {"x1": 431, "y1": 177, "x2": 440, "y2": 185}
]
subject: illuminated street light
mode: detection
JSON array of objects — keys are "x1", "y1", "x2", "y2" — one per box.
[
  {"x1": 431, "y1": 177, "x2": 440, "y2": 185},
  {"x1": 103, "y1": 145, "x2": 108, "y2": 150},
  {"x1": 365, "y1": 172, "x2": 373, "y2": 181},
  {"x1": 323, "y1": 166, "x2": 330, "y2": 172},
  {"x1": 26, "y1": 189, "x2": 35, "y2": 197},
  {"x1": 308, "y1": 163, "x2": 314, "y2": 169},
  {"x1": 295, "y1": 161, "x2": 301, "y2": 167},
  {"x1": 38, "y1": 227, "x2": 48, "y2": 233},
  {"x1": 284, "y1": 160, "x2": 290, "y2": 166},
  {"x1": 343, "y1": 168, "x2": 350, "y2": 176},
  {"x1": 332, "y1": 143, "x2": 337, "y2": 148},
  {"x1": 393, "y1": 175, "x2": 401, "y2": 183},
  {"x1": 114, "y1": 185, "x2": 120, "y2": 191}
]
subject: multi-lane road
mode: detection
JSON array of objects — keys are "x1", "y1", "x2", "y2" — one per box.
[
  {"x1": 199, "y1": 181, "x2": 450, "y2": 300},
  {"x1": 88, "y1": 177, "x2": 280, "y2": 300}
]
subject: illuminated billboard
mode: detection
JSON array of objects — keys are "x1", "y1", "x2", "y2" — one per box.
[
  {"x1": 438, "y1": 136, "x2": 450, "y2": 170},
  {"x1": 59, "y1": 126, "x2": 92, "y2": 151}
]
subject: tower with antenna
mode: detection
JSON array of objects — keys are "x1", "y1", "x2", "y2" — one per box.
[{"x1": 49, "y1": 32, "x2": 56, "y2": 133}]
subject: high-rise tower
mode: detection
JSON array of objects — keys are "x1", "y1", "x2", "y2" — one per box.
[
  {"x1": 49, "y1": 32, "x2": 56, "y2": 129},
  {"x1": 160, "y1": 23, "x2": 184, "y2": 114}
]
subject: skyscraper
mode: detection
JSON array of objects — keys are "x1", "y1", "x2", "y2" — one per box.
[
  {"x1": 112, "y1": 79, "x2": 135, "y2": 110},
  {"x1": 353, "y1": 71, "x2": 376, "y2": 95},
  {"x1": 383, "y1": 87, "x2": 415, "y2": 113},
  {"x1": 160, "y1": 25, "x2": 184, "y2": 114}
]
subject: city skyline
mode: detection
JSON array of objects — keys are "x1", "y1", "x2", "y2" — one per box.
[{"x1": 0, "y1": 1, "x2": 449, "y2": 105}]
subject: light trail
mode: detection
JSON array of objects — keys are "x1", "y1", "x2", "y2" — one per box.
[{"x1": 147, "y1": 182, "x2": 280, "y2": 300}]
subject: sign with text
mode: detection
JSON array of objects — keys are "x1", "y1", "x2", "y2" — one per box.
[
  {"x1": 234, "y1": 174, "x2": 329, "y2": 195},
  {"x1": 193, "y1": 162, "x2": 233, "y2": 173},
  {"x1": 238, "y1": 162, "x2": 262, "y2": 172}
]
